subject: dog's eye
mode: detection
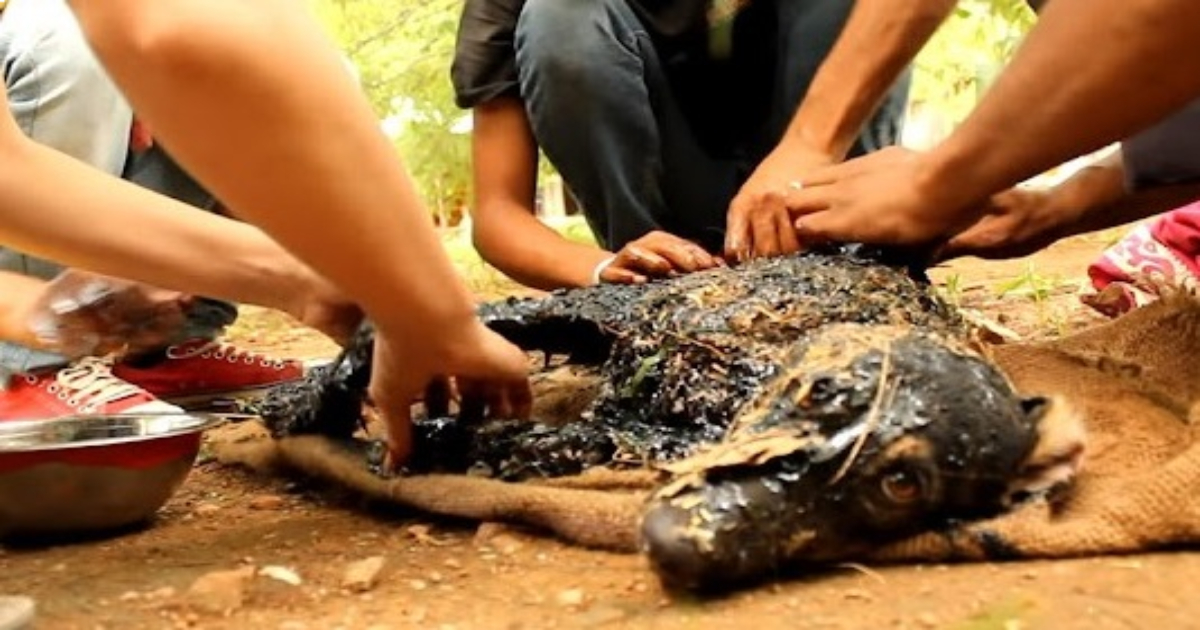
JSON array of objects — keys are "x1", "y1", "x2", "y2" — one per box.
[{"x1": 880, "y1": 468, "x2": 922, "y2": 504}]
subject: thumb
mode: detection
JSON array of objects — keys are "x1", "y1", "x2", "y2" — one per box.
[
  {"x1": 935, "y1": 235, "x2": 970, "y2": 262},
  {"x1": 366, "y1": 380, "x2": 415, "y2": 472}
]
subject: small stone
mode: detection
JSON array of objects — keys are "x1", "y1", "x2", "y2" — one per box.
[
  {"x1": 278, "y1": 622, "x2": 308, "y2": 630},
  {"x1": 186, "y1": 566, "x2": 255, "y2": 614},
  {"x1": 916, "y1": 612, "x2": 938, "y2": 628},
  {"x1": 342, "y1": 556, "x2": 386, "y2": 593},
  {"x1": 577, "y1": 605, "x2": 628, "y2": 627},
  {"x1": 118, "y1": 591, "x2": 141, "y2": 602},
  {"x1": 409, "y1": 579, "x2": 429, "y2": 591},
  {"x1": 443, "y1": 559, "x2": 463, "y2": 570},
  {"x1": 146, "y1": 587, "x2": 177, "y2": 600},
  {"x1": 248, "y1": 495, "x2": 286, "y2": 510},
  {"x1": 557, "y1": 588, "x2": 586, "y2": 607},
  {"x1": 193, "y1": 503, "x2": 221, "y2": 517},
  {"x1": 473, "y1": 522, "x2": 511, "y2": 543},
  {"x1": 428, "y1": 571, "x2": 444, "y2": 583},
  {"x1": 259, "y1": 565, "x2": 303, "y2": 586},
  {"x1": 406, "y1": 524, "x2": 453, "y2": 546},
  {"x1": 843, "y1": 588, "x2": 872, "y2": 601}
]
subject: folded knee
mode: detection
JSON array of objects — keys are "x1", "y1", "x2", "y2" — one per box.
[{"x1": 514, "y1": 0, "x2": 641, "y2": 79}]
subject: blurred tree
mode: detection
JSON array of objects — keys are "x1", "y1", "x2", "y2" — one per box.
[
  {"x1": 311, "y1": 0, "x2": 470, "y2": 226},
  {"x1": 911, "y1": 0, "x2": 1036, "y2": 127}
]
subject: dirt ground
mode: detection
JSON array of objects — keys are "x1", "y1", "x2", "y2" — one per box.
[{"x1": 7, "y1": 227, "x2": 1200, "y2": 630}]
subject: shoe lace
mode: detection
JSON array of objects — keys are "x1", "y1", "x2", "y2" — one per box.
[
  {"x1": 55, "y1": 357, "x2": 146, "y2": 407},
  {"x1": 168, "y1": 340, "x2": 290, "y2": 369}
]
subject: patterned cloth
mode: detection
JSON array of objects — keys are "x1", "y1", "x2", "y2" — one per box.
[{"x1": 1083, "y1": 201, "x2": 1200, "y2": 317}]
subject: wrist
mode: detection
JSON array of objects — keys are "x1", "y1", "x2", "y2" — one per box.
[
  {"x1": 590, "y1": 255, "x2": 617, "y2": 285},
  {"x1": 778, "y1": 130, "x2": 843, "y2": 165},
  {"x1": 914, "y1": 148, "x2": 999, "y2": 231}
]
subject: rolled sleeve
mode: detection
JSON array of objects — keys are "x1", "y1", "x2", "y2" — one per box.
[
  {"x1": 451, "y1": 0, "x2": 525, "y2": 109},
  {"x1": 1122, "y1": 96, "x2": 1200, "y2": 191}
]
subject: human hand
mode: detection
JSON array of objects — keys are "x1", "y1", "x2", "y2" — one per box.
[
  {"x1": 366, "y1": 319, "x2": 532, "y2": 470},
  {"x1": 725, "y1": 144, "x2": 834, "y2": 262},
  {"x1": 937, "y1": 188, "x2": 1070, "y2": 261},
  {"x1": 26, "y1": 270, "x2": 192, "y2": 359},
  {"x1": 595, "y1": 230, "x2": 723, "y2": 284},
  {"x1": 785, "y1": 147, "x2": 984, "y2": 248},
  {"x1": 286, "y1": 269, "x2": 364, "y2": 346}
]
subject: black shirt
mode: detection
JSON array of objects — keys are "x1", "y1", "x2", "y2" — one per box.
[{"x1": 451, "y1": 0, "x2": 778, "y2": 157}]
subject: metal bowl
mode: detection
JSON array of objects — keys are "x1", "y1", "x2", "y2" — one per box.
[{"x1": 0, "y1": 413, "x2": 225, "y2": 539}]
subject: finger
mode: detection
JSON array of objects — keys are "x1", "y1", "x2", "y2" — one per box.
[
  {"x1": 789, "y1": 163, "x2": 846, "y2": 188},
  {"x1": 775, "y1": 207, "x2": 802, "y2": 255},
  {"x1": 457, "y1": 379, "x2": 487, "y2": 425},
  {"x1": 749, "y1": 198, "x2": 784, "y2": 258},
  {"x1": 653, "y1": 241, "x2": 702, "y2": 272},
  {"x1": 424, "y1": 377, "x2": 453, "y2": 417},
  {"x1": 384, "y1": 401, "x2": 414, "y2": 472},
  {"x1": 930, "y1": 239, "x2": 959, "y2": 263},
  {"x1": 793, "y1": 210, "x2": 848, "y2": 247},
  {"x1": 620, "y1": 246, "x2": 673, "y2": 276},
  {"x1": 488, "y1": 383, "x2": 513, "y2": 419},
  {"x1": 686, "y1": 244, "x2": 722, "y2": 270},
  {"x1": 508, "y1": 379, "x2": 533, "y2": 420},
  {"x1": 600, "y1": 266, "x2": 648, "y2": 284},
  {"x1": 786, "y1": 176, "x2": 843, "y2": 218},
  {"x1": 724, "y1": 201, "x2": 751, "y2": 262}
]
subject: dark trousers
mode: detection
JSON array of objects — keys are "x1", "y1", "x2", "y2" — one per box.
[{"x1": 514, "y1": 0, "x2": 911, "y2": 252}]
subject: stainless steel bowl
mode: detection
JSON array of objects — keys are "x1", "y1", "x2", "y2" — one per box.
[{"x1": 0, "y1": 413, "x2": 225, "y2": 539}]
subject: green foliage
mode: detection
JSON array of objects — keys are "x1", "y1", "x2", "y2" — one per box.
[
  {"x1": 311, "y1": 0, "x2": 471, "y2": 224},
  {"x1": 911, "y1": 0, "x2": 1036, "y2": 126},
  {"x1": 993, "y1": 262, "x2": 1063, "y2": 304},
  {"x1": 937, "y1": 272, "x2": 964, "y2": 308}
]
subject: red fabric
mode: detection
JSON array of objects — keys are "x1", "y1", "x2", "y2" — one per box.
[
  {"x1": 1149, "y1": 200, "x2": 1200, "y2": 275},
  {"x1": 1084, "y1": 201, "x2": 1200, "y2": 316},
  {"x1": 0, "y1": 433, "x2": 200, "y2": 473}
]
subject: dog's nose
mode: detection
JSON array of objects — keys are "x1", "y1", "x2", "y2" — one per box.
[{"x1": 639, "y1": 502, "x2": 712, "y2": 592}]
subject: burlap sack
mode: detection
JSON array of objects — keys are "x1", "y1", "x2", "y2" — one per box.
[{"x1": 217, "y1": 295, "x2": 1200, "y2": 563}]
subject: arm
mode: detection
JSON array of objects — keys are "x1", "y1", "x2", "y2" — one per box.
[
  {"x1": 783, "y1": 0, "x2": 956, "y2": 160},
  {"x1": 0, "y1": 99, "x2": 333, "y2": 327},
  {"x1": 787, "y1": 0, "x2": 1200, "y2": 249},
  {"x1": 469, "y1": 98, "x2": 612, "y2": 290},
  {"x1": 726, "y1": 0, "x2": 956, "y2": 259},
  {"x1": 70, "y1": 0, "x2": 475, "y2": 332},
  {"x1": 1053, "y1": 152, "x2": 1200, "y2": 237},
  {"x1": 0, "y1": 272, "x2": 50, "y2": 349},
  {"x1": 69, "y1": 0, "x2": 530, "y2": 465},
  {"x1": 470, "y1": 98, "x2": 723, "y2": 289},
  {"x1": 940, "y1": 151, "x2": 1200, "y2": 260},
  {"x1": 919, "y1": 0, "x2": 1200, "y2": 220}
]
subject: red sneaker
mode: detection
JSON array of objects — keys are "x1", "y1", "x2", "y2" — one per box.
[
  {"x1": 112, "y1": 339, "x2": 305, "y2": 408},
  {"x1": 0, "y1": 357, "x2": 181, "y2": 419}
]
